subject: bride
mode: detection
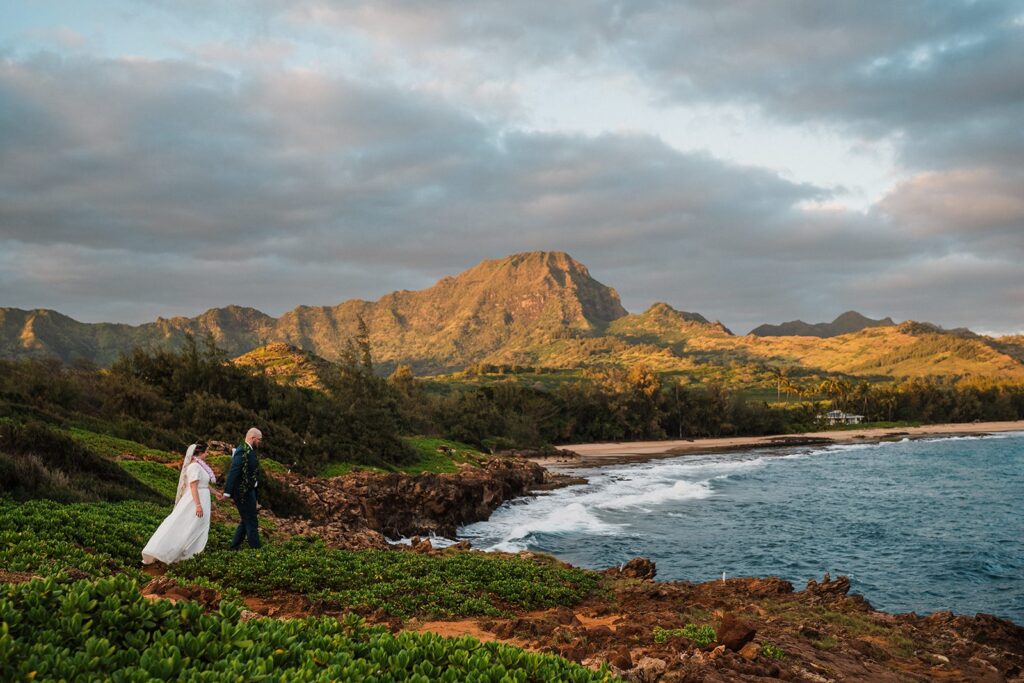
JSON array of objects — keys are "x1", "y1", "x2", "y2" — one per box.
[{"x1": 142, "y1": 442, "x2": 222, "y2": 565}]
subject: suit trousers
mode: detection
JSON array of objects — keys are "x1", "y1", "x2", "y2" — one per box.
[{"x1": 230, "y1": 489, "x2": 261, "y2": 550}]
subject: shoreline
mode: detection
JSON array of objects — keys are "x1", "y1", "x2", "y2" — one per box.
[{"x1": 535, "y1": 420, "x2": 1024, "y2": 468}]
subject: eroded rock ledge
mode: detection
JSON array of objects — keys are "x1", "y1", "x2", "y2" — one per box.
[{"x1": 261, "y1": 458, "x2": 547, "y2": 548}]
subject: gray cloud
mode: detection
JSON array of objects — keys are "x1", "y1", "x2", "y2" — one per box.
[
  {"x1": 1, "y1": 2, "x2": 1022, "y2": 334},
  {"x1": 0, "y1": 53, "x2": 918, "y2": 329}
]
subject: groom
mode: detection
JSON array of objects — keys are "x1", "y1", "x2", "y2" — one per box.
[{"x1": 224, "y1": 427, "x2": 262, "y2": 550}]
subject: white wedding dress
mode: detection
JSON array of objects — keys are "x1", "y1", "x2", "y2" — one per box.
[{"x1": 142, "y1": 460, "x2": 212, "y2": 564}]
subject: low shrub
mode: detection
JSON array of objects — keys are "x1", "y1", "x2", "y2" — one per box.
[
  {"x1": 172, "y1": 538, "x2": 601, "y2": 619},
  {"x1": 0, "y1": 421, "x2": 166, "y2": 503},
  {"x1": 0, "y1": 575, "x2": 618, "y2": 682},
  {"x1": 117, "y1": 460, "x2": 179, "y2": 501},
  {"x1": 653, "y1": 623, "x2": 717, "y2": 648},
  {"x1": 0, "y1": 498, "x2": 233, "y2": 581}
]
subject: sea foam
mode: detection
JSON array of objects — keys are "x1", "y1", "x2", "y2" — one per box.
[{"x1": 597, "y1": 479, "x2": 712, "y2": 510}]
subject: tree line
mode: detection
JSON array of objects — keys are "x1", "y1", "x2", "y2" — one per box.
[
  {"x1": 0, "y1": 328, "x2": 412, "y2": 474},
  {"x1": 3, "y1": 337, "x2": 1023, "y2": 473}
]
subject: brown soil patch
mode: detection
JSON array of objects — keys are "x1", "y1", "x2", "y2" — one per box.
[
  {"x1": 0, "y1": 570, "x2": 38, "y2": 584},
  {"x1": 406, "y1": 619, "x2": 503, "y2": 643}
]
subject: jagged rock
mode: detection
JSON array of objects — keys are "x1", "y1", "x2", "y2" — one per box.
[
  {"x1": 291, "y1": 458, "x2": 545, "y2": 538},
  {"x1": 495, "y1": 447, "x2": 581, "y2": 465},
  {"x1": 628, "y1": 656, "x2": 667, "y2": 683},
  {"x1": 606, "y1": 557, "x2": 657, "y2": 580},
  {"x1": 917, "y1": 652, "x2": 950, "y2": 665},
  {"x1": 259, "y1": 458, "x2": 543, "y2": 547},
  {"x1": 798, "y1": 623, "x2": 822, "y2": 639},
  {"x1": 739, "y1": 642, "x2": 760, "y2": 661},
  {"x1": 559, "y1": 644, "x2": 587, "y2": 663},
  {"x1": 717, "y1": 614, "x2": 757, "y2": 651},
  {"x1": 142, "y1": 576, "x2": 176, "y2": 596},
  {"x1": 553, "y1": 607, "x2": 582, "y2": 626},
  {"x1": 851, "y1": 638, "x2": 890, "y2": 661},
  {"x1": 610, "y1": 647, "x2": 633, "y2": 670},
  {"x1": 804, "y1": 573, "x2": 852, "y2": 601}
]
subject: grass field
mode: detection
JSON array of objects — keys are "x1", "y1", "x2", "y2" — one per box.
[{"x1": 321, "y1": 437, "x2": 489, "y2": 477}]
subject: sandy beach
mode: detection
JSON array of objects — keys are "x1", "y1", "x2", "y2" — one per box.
[{"x1": 541, "y1": 420, "x2": 1024, "y2": 467}]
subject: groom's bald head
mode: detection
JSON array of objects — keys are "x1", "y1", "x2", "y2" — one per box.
[{"x1": 245, "y1": 428, "x2": 262, "y2": 447}]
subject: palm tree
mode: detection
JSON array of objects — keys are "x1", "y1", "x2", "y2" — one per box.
[
  {"x1": 852, "y1": 381, "x2": 872, "y2": 416},
  {"x1": 779, "y1": 378, "x2": 798, "y2": 400},
  {"x1": 769, "y1": 366, "x2": 790, "y2": 401},
  {"x1": 818, "y1": 378, "x2": 841, "y2": 404}
]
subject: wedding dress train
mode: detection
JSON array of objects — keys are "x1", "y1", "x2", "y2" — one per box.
[{"x1": 142, "y1": 460, "x2": 212, "y2": 564}]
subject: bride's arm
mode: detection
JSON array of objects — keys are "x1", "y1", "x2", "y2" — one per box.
[{"x1": 191, "y1": 480, "x2": 204, "y2": 517}]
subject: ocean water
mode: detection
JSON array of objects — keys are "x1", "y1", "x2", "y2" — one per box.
[{"x1": 460, "y1": 433, "x2": 1024, "y2": 623}]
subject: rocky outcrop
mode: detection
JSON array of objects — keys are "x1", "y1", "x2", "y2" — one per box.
[
  {"x1": 266, "y1": 458, "x2": 547, "y2": 546},
  {"x1": 471, "y1": 572, "x2": 1024, "y2": 683},
  {"x1": 604, "y1": 557, "x2": 657, "y2": 581},
  {"x1": 716, "y1": 614, "x2": 756, "y2": 651}
]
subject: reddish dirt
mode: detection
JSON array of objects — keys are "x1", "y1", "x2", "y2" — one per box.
[
  {"x1": 137, "y1": 557, "x2": 1024, "y2": 681},
  {"x1": 404, "y1": 619, "x2": 535, "y2": 648},
  {"x1": 404, "y1": 572, "x2": 1024, "y2": 682}
]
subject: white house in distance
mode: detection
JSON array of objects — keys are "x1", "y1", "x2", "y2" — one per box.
[{"x1": 821, "y1": 410, "x2": 865, "y2": 425}]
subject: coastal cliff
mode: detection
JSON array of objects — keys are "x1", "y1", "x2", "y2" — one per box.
[{"x1": 255, "y1": 457, "x2": 549, "y2": 548}]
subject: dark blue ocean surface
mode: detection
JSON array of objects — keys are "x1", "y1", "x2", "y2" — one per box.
[{"x1": 459, "y1": 433, "x2": 1024, "y2": 623}]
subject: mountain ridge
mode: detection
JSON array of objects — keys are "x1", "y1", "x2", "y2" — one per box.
[
  {"x1": 0, "y1": 252, "x2": 628, "y2": 372},
  {"x1": 750, "y1": 311, "x2": 896, "y2": 338},
  {"x1": 2, "y1": 252, "x2": 1023, "y2": 382}
]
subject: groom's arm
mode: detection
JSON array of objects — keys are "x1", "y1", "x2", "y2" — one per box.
[{"x1": 223, "y1": 447, "x2": 244, "y2": 498}]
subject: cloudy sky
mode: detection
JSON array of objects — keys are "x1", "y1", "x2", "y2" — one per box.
[{"x1": 1, "y1": 1, "x2": 1022, "y2": 335}]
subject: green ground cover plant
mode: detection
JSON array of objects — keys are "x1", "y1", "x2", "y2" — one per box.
[
  {"x1": 172, "y1": 538, "x2": 601, "y2": 619},
  {"x1": 117, "y1": 460, "x2": 179, "y2": 501},
  {"x1": 652, "y1": 623, "x2": 717, "y2": 647},
  {"x1": 760, "y1": 643, "x2": 786, "y2": 659},
  {"x1": 401, "y1": 437, "x2": 488, "y2": 473},
  {"x1": 64, "y1": 427, "x2": 177, "y2": 461},
  {"x1": 0, "y1": 498, "x2": 233, "y2": 581},
  {"x1": 0, "y1": 575, "x2": 618, "y2": 682}
]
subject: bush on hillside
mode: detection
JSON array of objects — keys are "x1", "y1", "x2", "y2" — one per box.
[{"x1": 0, "y1": 422, "x2": 166, "y2": 504}]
